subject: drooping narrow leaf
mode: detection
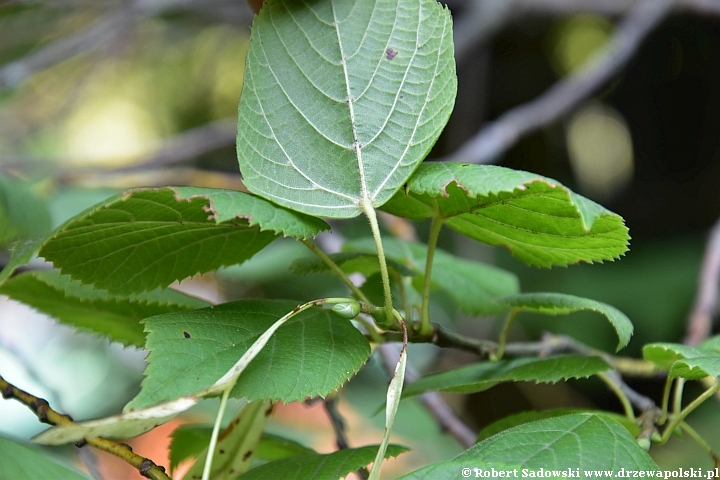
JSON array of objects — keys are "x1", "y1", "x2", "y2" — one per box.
[
  {"x1": 500, "y1": 293, "x2": 633, "y2": 351},
  {"x1": 457, "y1": 413, "x2": 658, "y2": 470},
  {"x1": 382, "y1": 162, "x2": 629, "y2": 267},
  {"x1": 402, "y1": 355, "x2": 610, "y2": 398},
  {"x1": 237, "y1": 0, "x2": 456, "y2": 218},
  {"x1": 33, "y1": 397, "x2": 199, "y2": 445},
  {"x1": 184, "y1": 400, "x2": 272, "y2": 480},
  {"x1": 0, "y1": 270, "x2": 209, "y2": 347},
  {"x1": 346, "y1": 237, "x2": 520, "y2": 315},
  {"x1": 0, "y1": 436, "x2": 89, "y2": 480},
  {"x1": 237, "y1": 445, "x2": 408, "y2": 480},
  {"x1": 39, "y1": 188, "x2": 328, "y2": 295},
  {"x1": 125, "y1": 300, "x2": 371, "y2": 410}
]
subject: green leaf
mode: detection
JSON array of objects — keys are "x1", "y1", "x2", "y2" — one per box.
[
  {"x1": 397, "y1": 460, "x2": 519, "y2": 480},
  {"x1": 0, "y1": 176, "x2": 51, "y2": 245},
  {"x1": 457, "y1": 413, "x2": 658, "y2": 470},
  {"x1": 643, "y1": 343, "x2": 706, "y2": 370},
  {"x1": 255, "y1": 434, "x2": 315, "y2": 462},
  {"x1": 170, "y1": 429, "x2": 315, "y2": 472},
  {"x1": 126, "y1": 300, "x2": 371, "y2": 410},
  {"x1": 476, "y1": 409, "x2": 639, "y2": 443},
  {"x1": 184, "y1": 400, "x2": 272, "y2": 480},
  {"x1": 346, "y1": 238, "x2": 520, "y2": 315},
  {"x1": 643, "y1": 342, "x2": 720, "y2": 379},
  {"x1": 500, "y1": 293, "x2": 633, "y2": 351},
  {"x1": 237, "y1": 0, "x2": 456, "y2": 218},
  {"x1": 290, "y1": 252, "x2": 416, "y2": 278},
  {"x1": 669, "y1": 357, "x2": 720, "y2": 379},
  {"x1": 170, "y1": 425, "x2": 214, "y2": 472},
  {"x1": 238, "y1": 445, "x2": 408, "y2": 480},
  {"x1": 0, "y1": 270, "x2": 209, "y2": 347},
  {"x1": 0, "y1": 435, "x2": 89, "y2": 480},
  {"x1": 382, "y1": 162, "x2": 629, "y2": 267},
  {"x1": 402, "y1": 355, "x2": 610, "y2": 398},
  {"x1": 0, "y1": 235, "x2": 44, "y2": 286},
  {"x1": 39, "y1": 187, "x2": 317, "y2": 295}
]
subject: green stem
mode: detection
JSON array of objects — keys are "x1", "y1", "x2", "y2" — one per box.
[
  {"x1": 672, "y1": 377, "x2": 685, "y2": 414},
  {"x1": 301, "y1": 239, "x2": 371, "y2": 304},
  {"x1": 679, "y1": 421, "x2": 720, "y2": 466},
  {"x1": 597, "y1": 372, "x2": 636, "y2": 422},
  {"x1": 495, "y1": 308, "x2": 519, "y2": 360},
  {"x1": 362, "y1": 198, "x2": 394, "y2": 327},
  {"x1": 202, "y1": 388, "x2": 232, "y2": 480},
  {"x1": 420, "y1": 215, "x2": 443, "y2": 336},
  {"x1": 660, "y1": 376, "x2": 673, "y2": 424},
  {"x1": 659, "y1": 379, "x2": 720, "y2": 445}
]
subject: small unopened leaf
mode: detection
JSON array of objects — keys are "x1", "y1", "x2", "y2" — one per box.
[
  {"x1": 0, "y1": 436, "x2": 88, "y2": 479},
  {"x1": 500, "y1": 293, "x2": 633, "y2": 351},
  {"x1": 237, "y1": 0, "x2": 456, "y2": 218},
  {"x1": 382, "y1": 162, "x2": 629, "y2": 267},
  {"x1": 33, "y1": 397, "x2": 198, "y2": 445},
  {"x1": 346, "y1": 238, "x2": 519, "y2": 315},
  {"x1": 39, "y1": 188, "x2": 327, "y2": 295},
  {"x1": 0, "y1": 270, "x2": 208, "y2": 347},
  {"x1": 0, "y1": 236, "x2": 44, "y2": 286},
  {"x1": 238, "y1": 445, "x2": 408, "y2": 480},
  {"x1": 126, "y1": 300, "x2": 371, "y2": 410},
  {"x1": 402, "y1": 355, "x2": 610, "y2": 398},
  {"x1": 457, "y1": 413, "x2": 658, "y2": 470}
]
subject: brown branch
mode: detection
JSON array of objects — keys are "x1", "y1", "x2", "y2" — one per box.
[
  {"x1": 684, "y1": 220, "x2": 720, "y2": 345},
  {"x1": 446, "y1": 0, "x2": 674, "y2": 165},
  {"x1": 0, "y1": 374, "x2": 171, "y2": 480}
]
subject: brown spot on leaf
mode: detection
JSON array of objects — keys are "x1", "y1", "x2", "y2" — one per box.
[
  {"x1": 183, "y1": 331, "x2": 191, "y2": 338},
  {"x1": 385, "y1": 48, "x2": 398, "y2": 60},
  {"x1": 243, "y1": 450, "x2": 254, "y2": 461}
]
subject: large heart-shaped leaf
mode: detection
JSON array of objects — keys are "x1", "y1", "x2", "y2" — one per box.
[
  {"x1": 126, "y1": 300, "x2": 371, "y2": 410},
  {"x1": 39, "y1": 188, "x2": 328, "y2": 295},
  {"x1": 237, "y1": 0, "x2": 456, "y2": 218},
  {"x1": 382, "y1": 162, "x2": 629, "y2": 267}
]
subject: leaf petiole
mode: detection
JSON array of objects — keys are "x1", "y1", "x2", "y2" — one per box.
[
  {"x1": 420, "y1": 214, "x2": 444, "y2": 336},
  {"x1": 362, "y1": 198, "x2": 395, "y2": 327}
]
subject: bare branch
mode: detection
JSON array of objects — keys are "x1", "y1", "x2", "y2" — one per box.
[
  {"x1": 684, "y1": 220, "x2": 720, "y2": 345},
  {"x1": 0, "y1": 374, "x2": 171, "y2": 480},
  {"x1": 446, "y1": 0, "x2": 674, "y2": 165}
]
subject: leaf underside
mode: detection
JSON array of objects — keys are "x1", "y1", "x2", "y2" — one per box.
[
  {"x1": 237, "y1": 0, "x2": 456, "y2": 218},
  {"x1": 500, "y1": 292, "x2": 633, "y2": 351},
  {"x1": 125, "y1": 300, "x2": 371, "y2": 410},
  {"x1": 382, "y1": 162, "x2": 630, "y2": 267},
  {"x1": 38, "y1": 188, "x2": 327, "y2": 295}
]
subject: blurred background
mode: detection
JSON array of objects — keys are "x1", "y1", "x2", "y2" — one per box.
[{"x1": 1, "y1": 0, "x2": 720, "y2": 477}]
